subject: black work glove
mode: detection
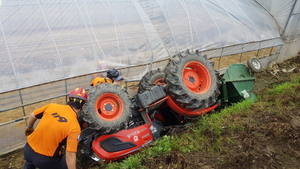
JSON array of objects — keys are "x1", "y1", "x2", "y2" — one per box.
[{"x1": 25, "y1": 128, "x2": 34, "y2": 136}]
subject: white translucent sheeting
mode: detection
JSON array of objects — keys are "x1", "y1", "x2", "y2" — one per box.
[
  {"x1": 296, "y1": 0, "x2": 300, "y2": 12},
  {"x1": 277, "y1": 41, "x2": 300, "y2": 62},
  {"x1": 255, "y1": 0, "x2": 295, "y2": 34},
  {"x1": 283, "y1": 1, "x2": 300, "y2": 42},
  {"x1": 284, "y1": 15, "x2": 300, "y2": 42},
  {"x1": 256, "y1": 0, "x2": 300, "y2": 41},
  {"x1": 256, "y1": 0, "x2": 300, "y2": 62},
  {"x1": 0, "y1": 0, "x2": 283, "y2": 93}
]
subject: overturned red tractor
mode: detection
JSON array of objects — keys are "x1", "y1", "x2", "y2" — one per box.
[{"x1": 78, "y1": 50, "x2": 222, "y2": 162}]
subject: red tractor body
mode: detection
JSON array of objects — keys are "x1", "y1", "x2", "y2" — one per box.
[
  {"x1": 92, "y1": 123, "x2": 154, "y2": 162},
  {"x1": 79, "y1": 50, "x2": 223, "y2": 163}
]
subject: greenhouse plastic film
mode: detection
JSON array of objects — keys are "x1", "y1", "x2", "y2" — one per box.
[
  {"x1": 255, "y1": 0, "x2": 295, "y2": 34},
  {"x1": 0, "y1": 0, "x2": 284, "y2": 93},
  {"x1": 1, "y1": 0, "x2": 300, "y2": 156}
]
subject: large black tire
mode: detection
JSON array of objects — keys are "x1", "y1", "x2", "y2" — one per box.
[
  {"x1": 82, "y1": 83, "x2": 133, "y2": 134},
  {"x1": 164, "y1": 50, "x2": 221, "y2": 109},
  {"x1": 137, "y1": 68, "x2": 165, "y2": 94}
]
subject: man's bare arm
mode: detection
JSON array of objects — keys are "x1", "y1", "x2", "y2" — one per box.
[
  {"x1": 66, "y1": 151, "x2": 77, "y2": 169},
  {"x1": 27, "y1": 112, "x2": 37, "y2": 128}
]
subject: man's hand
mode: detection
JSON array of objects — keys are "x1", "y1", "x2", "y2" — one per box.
[{"x1": 25, "y1": 128, "x2": 34, "y2": 136}]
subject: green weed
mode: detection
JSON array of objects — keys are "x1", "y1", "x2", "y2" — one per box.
[
  {"x1": 145, "y1": 135, "x2": 173, "y2": 156},
  {"x1": 105, "y1": 156, "x2": 144, "y2": 169},
  {"x1": 268, "y1": 82, "x2": 296, "y2": 95},
  {"x1": 228, "y1": 123, "x2": 244, "y2": 131}
]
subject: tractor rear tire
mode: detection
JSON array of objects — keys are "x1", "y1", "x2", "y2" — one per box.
[
  {"x1": 82, "y1": 83, "x2": 133, "y2": 134},
  {"x1": 164, "y1": 49, "x2": 221, "y2": 109},
  {"x1": 137, "y1": 68, "x2": 165, "y2": 94}
]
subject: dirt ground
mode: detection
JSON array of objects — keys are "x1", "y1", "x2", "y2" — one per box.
[{"x1": 0, "y1": 54, "x2": 300, "y2": 169}]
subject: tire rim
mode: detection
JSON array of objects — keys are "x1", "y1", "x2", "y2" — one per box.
[
  {"x1": 182, "y1": 61, "x2": 212, "y2": 94},
  {"x1": 153, "y1": 78, "x2": 164, "y2": 85},
  {"x1": 95, "y1": 93, "x2": 123, "y2": 121},
  {"x1": 252, "y1": 59, "x2": 261, "y2": 70}
]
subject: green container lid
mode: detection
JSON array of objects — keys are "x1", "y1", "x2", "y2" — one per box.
[{"x1": 221, "y1": 64, "x2": 257, "y2": 103}]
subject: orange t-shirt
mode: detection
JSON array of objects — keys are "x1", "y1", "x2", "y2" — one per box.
[
  {"x1": 27, "y1": 103, "x2": 81, "y2": 157},
  {"x1": 90, "y1": 77, "x2": 113, "y2": 86}
]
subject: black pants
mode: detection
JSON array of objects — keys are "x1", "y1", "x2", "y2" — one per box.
[{"x1": 23, "y1": 143, "x2": 67, "y2": 169}]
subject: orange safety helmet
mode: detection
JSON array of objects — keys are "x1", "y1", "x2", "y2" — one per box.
[{"x1": 68, "y1": 87, "x2": 88, "y2": 102}]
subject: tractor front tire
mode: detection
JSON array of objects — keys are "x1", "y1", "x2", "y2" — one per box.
[
  {"x1": 82, "y1": 83, "x2": 133, "y2": 134},
  {"x1": 138, "y1": 68, "x2": 165, "y2": 94},
  {"x1": 164, "y1": 50, "x2": 221, "y2": 109}
]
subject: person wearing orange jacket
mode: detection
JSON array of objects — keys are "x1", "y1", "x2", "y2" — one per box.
[
  {"x1": 90, "y1": 68, "x2": 124, "y2": 87},
  {"x1": 23, "y1": 87, "x2": 88, "y2": 169}
]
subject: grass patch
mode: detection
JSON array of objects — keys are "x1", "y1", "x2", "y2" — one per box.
[
  {"x1": 262, "y1": 77, "x2": 300, "y2": 112},
  {"x1": 266, "y1": 77, "x2": 300, "y2": 96},
  {"x1": 269, "y1": 82, "x2": 294, "y2": 94}
]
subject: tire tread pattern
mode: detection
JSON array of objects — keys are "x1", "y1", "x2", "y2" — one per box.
[
  {"x1": 82, "y1": 83, "x2": 133, "y2": 134},
  {"x1": 137, "y1": 68, "x2": 164, "y2": 94},
  {"x1": 164, "y1": 50, "x2": 221, "y2": 109}
]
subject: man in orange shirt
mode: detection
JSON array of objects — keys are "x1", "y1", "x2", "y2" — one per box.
[
  {"x1": 23, "y1": 87, "x2": 88, "y2": 169},
  {"x1": 90, "y1": 68, "x2": 124, "y2": 87}
]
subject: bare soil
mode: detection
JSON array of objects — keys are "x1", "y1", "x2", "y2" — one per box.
[{"x1": 1, "y1": 54, "x2": 300, "y2": 169}]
